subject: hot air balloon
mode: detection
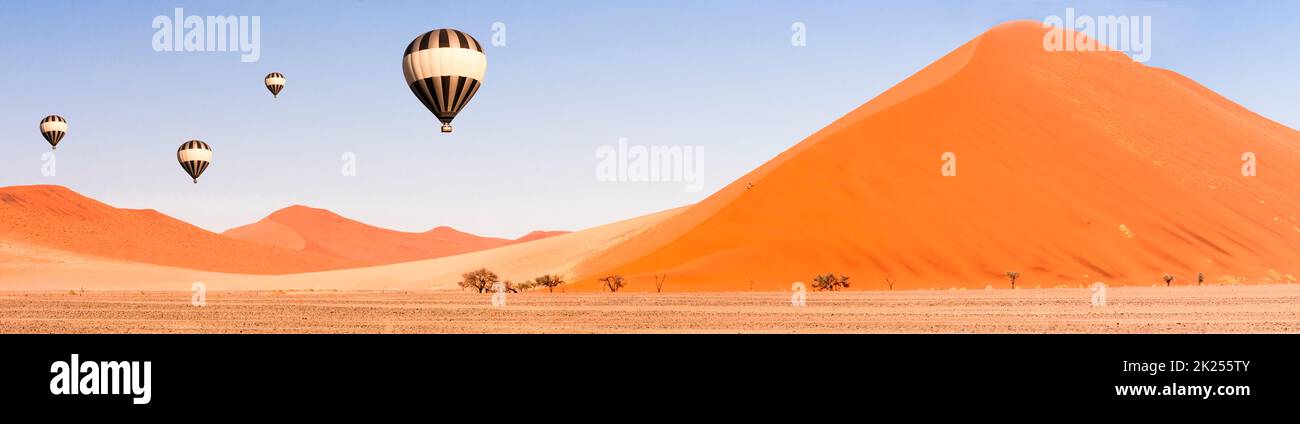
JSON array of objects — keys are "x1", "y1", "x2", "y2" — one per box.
[
  {"x1": 39, "y1": 115, "x2": 67, "y2": 150},
  {"x1": 265, "y1": 72, "x2": 285, "y2": 98},
  {"x1": 402, "y1": 28, "x2": 486, "y2": 133},
  {"x1": 177, "y1": 140, "x2": 212, "y2": 183}
]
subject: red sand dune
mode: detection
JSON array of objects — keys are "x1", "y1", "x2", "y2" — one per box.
[
  {"x1": 0, "y1": 185, "x2": 359, "y2": 274},
  {"x1": 222, "y1": 205, "x2": 567, "y2": 265},
  {"x1": 572, "y1": 20, "x2": 1300, "y2": 291}
]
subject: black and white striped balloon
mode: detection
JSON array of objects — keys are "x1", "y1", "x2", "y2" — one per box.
[
  {"x1": 402, "y1": 28, "x2": 486, "y2": 133},
  {"x1": 177, "y1": 140, "x2": 212, "y2": 184},
  {"x1": 265, "y1": 72, "x2": 285, "y2": 98},
  {"x1": 40, "y1": 115, "x2": 67, "y2": 150}
]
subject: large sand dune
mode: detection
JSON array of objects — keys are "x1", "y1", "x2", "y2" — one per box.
[
  {"x1": 0, "y1": 185, "x2": 360, "y2": 274},
  {"x1": 222, "y1": 205, "x2": 567, "y2": 265},
  {"x1": 570, "y1": 21, "x2": 1300, "y2": 291},
  {"x1": 0, "y1": 204, "x2": 681, "y2": 291},
  {"x1": 206, "y1": 207, "x2": 681, "y2": 291}
]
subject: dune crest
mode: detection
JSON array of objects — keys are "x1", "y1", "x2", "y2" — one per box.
[{"x1": 222, "y1": 205, "x2": 569, "y2": 266}]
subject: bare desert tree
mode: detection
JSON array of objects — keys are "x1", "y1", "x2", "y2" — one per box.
[
  {"x1": 512, "y1": 280, "x2": 538, "y2": 292},
  {"x1": 1006, "y1": 272, "x2": 1020, "y2": 289},
  {"x1": 884, "y1": 277, "x2": 896, "y2": 291},
  {"x1": 812, "y1": 273, "x2": 833, "y2": 291},
  {"x1": 534, "y1": 274, "x2": 564, "y2": 293},
  {"x1": 654, "y1": 274, "x2": 667, "y2": 293},
  {"x1": 812, "y1": 273, "x2": 850, "y2": 291},
  {"x1": 1163, "y1": 273, "x2": 1174, "y2": 287},
  {"x1": 1197, "y1": 272, "x2": 1204, "y2": 286},
  {"x1": 460, "y1": 268, "x2": 499, "y2": 293},
  {"x1": 600, "y1": 275, "x2": 626, "y2": 293}
]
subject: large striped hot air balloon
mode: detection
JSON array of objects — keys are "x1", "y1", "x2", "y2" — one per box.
[
  {"x1": 39, "y1": 115, "x2": 67, "y2": 150},
  {"x1": 265, "y1": 72, "x2": 285, "y2": 98},
  {"x1": 177, "y1": 140, "x2": 212, "y2": 183},
  {"x1": 402, "y1": 28, "x2": 486, "y2": 133}
]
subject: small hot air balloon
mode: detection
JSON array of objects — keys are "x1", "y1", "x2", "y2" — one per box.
[
  {"x1": 402, "y1": 28, "x2": 486, "y2": 133},
  {"x1": 264, "y1": 72, "x2": 285, "y2": 98},
  {"x1": 177, "y1": 140, "x2": 212, "y2": 183},
  {"x1": 39, "y1": 115, "x2": 67, "y2": 150}
]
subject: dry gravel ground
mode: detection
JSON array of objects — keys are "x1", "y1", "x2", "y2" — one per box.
[{"x1": 1, "y1": 285, "x2": 1298, "y2": 333}]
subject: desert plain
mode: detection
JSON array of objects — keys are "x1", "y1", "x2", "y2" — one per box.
[{"x1": 2, "y1": 284, "x2": 1297, "y2": 333}]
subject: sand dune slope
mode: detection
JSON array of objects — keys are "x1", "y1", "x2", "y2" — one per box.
[
  {"x1": 203, "y1": 207, "x2": 682, "y2": 291},
  {"x1": 0, "y1": 185, "x2": 360, "y2": 274},
  {"x1": 223, "y1": 205, "x2": 568, "y2": 265},
  {"x1": 0, "y1": 204, "x2": 678, "y2": 291},
  {"x1": 573, "y1": 21, "x2": 1300, "y2": 291}
]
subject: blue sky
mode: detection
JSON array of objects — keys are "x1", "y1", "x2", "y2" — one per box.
[{"x1": 1, "y1": 0, "x2": 1297, "y2": 237}]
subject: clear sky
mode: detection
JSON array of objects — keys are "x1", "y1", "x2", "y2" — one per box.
[{"x1": 2, "y1": 0, "x2": 1297, "y2": 237}]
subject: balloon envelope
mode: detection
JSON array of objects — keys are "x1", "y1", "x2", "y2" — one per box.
[
  {"x1": 177, "y1": 140, "x2": 212, "y2": 183},
  {"x1": 265, "y1": 72, "x2": 285, "y2": 98},
  {"x1": 402, "y1": 29, "x2": 486, "y2": 133},
  {"x1": 40, "y1": 115, "x2": 67, "y2": 150}
]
